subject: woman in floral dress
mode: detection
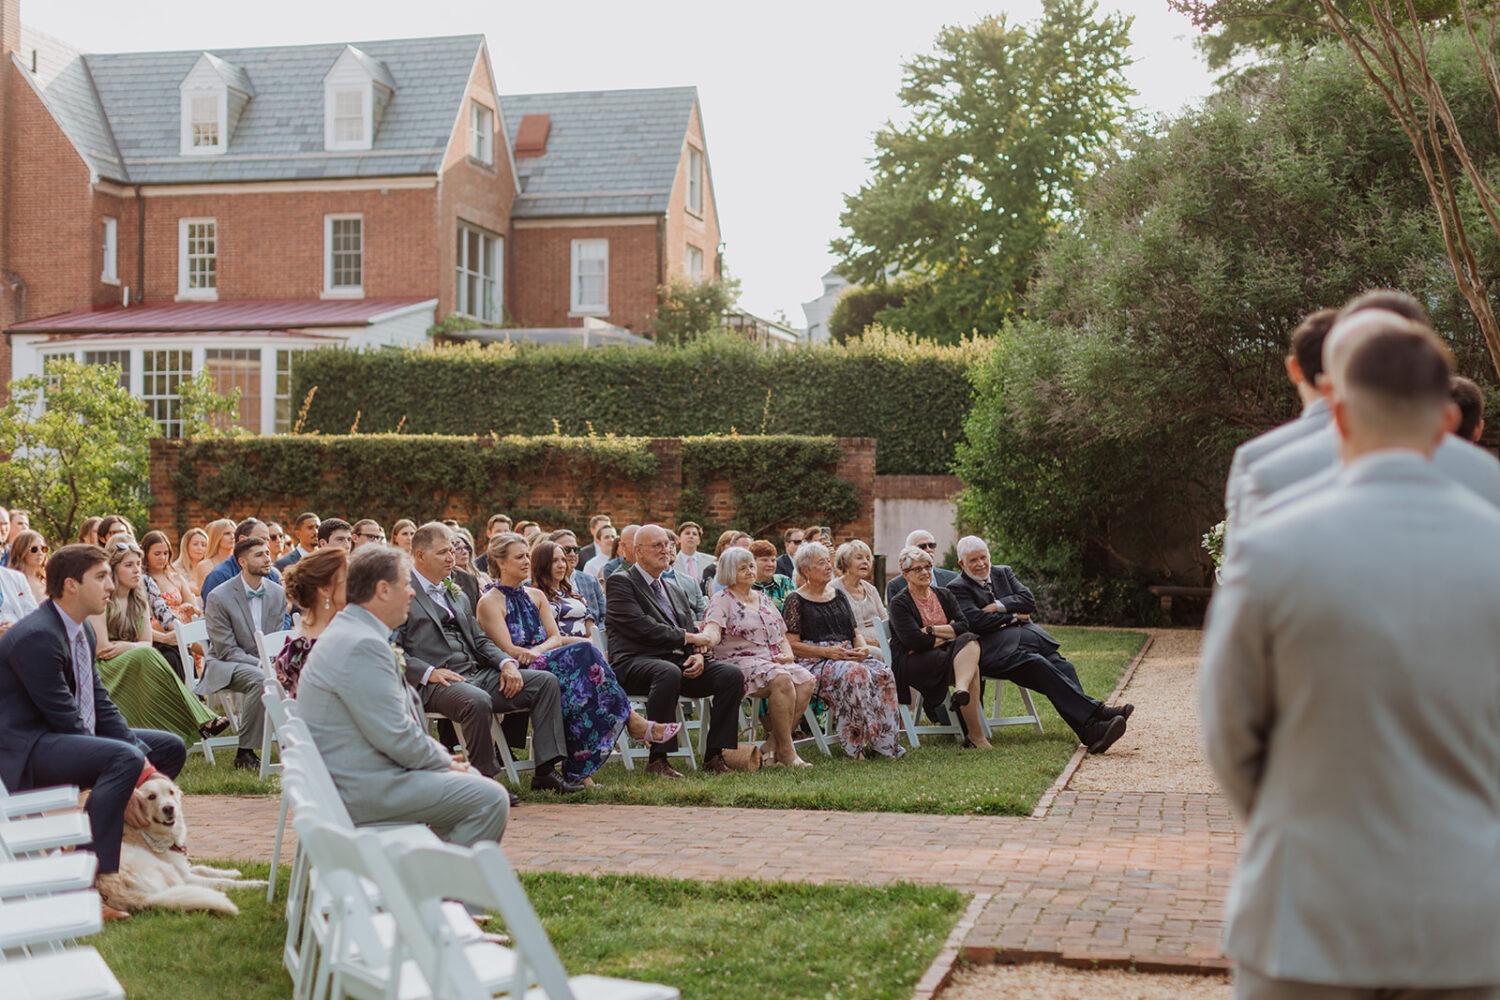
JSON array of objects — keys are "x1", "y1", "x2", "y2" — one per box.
[
  {"x1": 476, "y1": 533, "x2": 677, "y2": 783},
  {"x1": 782, "y1": 541, "x2": 905, "y2": 760},
  {"x1": 701, "y1": 547, "x2": 816, "y2": 767},
  {"x1": 273, "y1": 548, "x2": 348, "y2": 698}
]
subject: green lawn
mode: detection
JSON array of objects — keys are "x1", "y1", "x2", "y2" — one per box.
[
  {"x1": 93, "y1": 864, "x2": 966, "y2": 1000},
  {"x1": 177, "y1": 626, "x2": 1145, "y2": 815}
]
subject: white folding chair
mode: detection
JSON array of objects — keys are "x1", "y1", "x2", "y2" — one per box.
[
  {"x1": 255, "y1": 629, "x2": 294, "y2": 781},
  {"x1": 981, "y1": 677, "x2": 1044, "y2": 733},
  {"x1": 176, "y1": 617, "x2": 239, "y2": 765},
  {"x1": 0, "y1": 809, "x2": 92, "y2": 861},
  {"x1": 0, "y1": 781, "x2": 80, "y2": 819},
  {"x1": 0, "y1": 853, "x2": 97, "y2": 900},
  {"x1": 615, "y1": 697, "x2": 696, "y2": 772},
  {"x1": 0, "y1": 888, "x2": 104, "y2": 952},
  {"x1": 0, "y1": 947, "x2": 125, "y2": 1000},
  {"x1": 261, "y1": 677, "x2": 294, "y2": 902}
]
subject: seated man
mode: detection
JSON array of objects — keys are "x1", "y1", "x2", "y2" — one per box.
[
  {"x1": 0, "y1": 543, "x2": 187, "y2": 918},
  {"x1": 200, "y1": 517, "x2": 283, "y2": 599},
  {"x1": 298, "y1": 545, "x2": 508, "y2": 845},
  {"x1": 274, "y1": 511, "x2": 319, "y2": 570},
  {"x1": 601, "y1": 524, "x2": 639, "y2": 579},
  {"x1": 200, "y1": 536, "x2": 276, "y2": 770},
  {"x1": 663, "y1": 532, "x2": 708, "y2": 621},
  {"x1": 397, "y1": 523, "x2": 579, "y2": 795},
  {"x1": 316, "y1": 517, "x2": 354, "y2": 552},
  {"x1": 948, "y1": 536, "x2": 1131, "y2": 755},
  {"x1": 884, "y1": 529, "x2": 960, "y2": 605},
  {"x1": 350, "y1": 519, "x2": 385, "y2": 550},
  {"x1": 605, "y1": 524, "x2": 745, "y2": 777}
]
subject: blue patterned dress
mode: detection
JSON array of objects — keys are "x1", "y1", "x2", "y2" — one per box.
[{"x1": 491, "y1": 584, "x2": 630, "y2": 781}]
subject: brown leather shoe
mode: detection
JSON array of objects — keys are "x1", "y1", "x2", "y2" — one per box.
[
  {"x1": 645, "y1": 758, "x2": 684, "y2": 779},
  {"x1": 101, "y1": 902, "x2": 131, "y2": 922},
  {"x1": 702, "y1": 754, "x2": 733, "y2": 774}
]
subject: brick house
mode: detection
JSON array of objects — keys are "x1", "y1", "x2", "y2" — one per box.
[
  {"x1": 500, "y1": 87, "x2": 722, "y2": 332},
  {"x1": 0, "y1": 1, "x2": 517, "y2": 431}
]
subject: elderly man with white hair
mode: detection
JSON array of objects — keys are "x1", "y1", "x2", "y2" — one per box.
[
  {"x1": 883, "y1": 529, "x2": 961, "y2": 605},
  {"x1": 948, "y1": 535, "x2": 1131, "y2": 755}
]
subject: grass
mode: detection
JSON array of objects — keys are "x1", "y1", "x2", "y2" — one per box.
[
  {"x1": 175, "y1": 626, "x2": 1146, "y2": 815},
  {"x1": 93, "y1": 863, "x2": 967, "y2": 1000}
]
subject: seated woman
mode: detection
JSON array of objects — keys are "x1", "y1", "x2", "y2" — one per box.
[
  {"x1": 390, "y1": 519, "x2": 416, "y2": 555},
  {"x1": 273, "y1": 547, "x2": 348, "y2": 698},
  {"x1": 476, "y1": 532, "x2": 677, "y2": 784},
  {"x1": 196, "y1": 518, "x2": 235, "y2": 592},
  {"x1": 531, "y1": 539, "x2": 595, "y2": 639},
  {"x1": 702, "y1": 547, "x2": 816, "y2": 767},
  {"x1": 782, "y1": 541, "x2": 905, "y2": 760},
  {"x1": 77, "y1": 516, "x2": 102, "y2": 547},
  {"x1": 10, "y1": 529, "x2": 49, "y2": 607},
  {"x1": 703, "y1": 530, "x2": 753, "y2": 595},
  {"x1": 748, "y1": 539, "x2": 795, "y2": 610},
  {"x1": 887, "y1": 545, "x2": 990, "y2": 748},
  {"x1": 173, "y1": 527, "x2": 209, "y2": 604},
  {"x1": 832, "y1": 540, "x2": 887, "y2": 654},
  {"x1": 142, "y1": 530, "x2": 201, "y2": 624},
  {"x1": 92, "y1": 540, "x2": 227, "y2": 747}
]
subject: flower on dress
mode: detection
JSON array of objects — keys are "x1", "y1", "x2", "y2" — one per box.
[{"x1": 588, "y1": 663, "x2": 605, "y2": 685}]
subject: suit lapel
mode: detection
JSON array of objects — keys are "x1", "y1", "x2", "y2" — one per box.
[
  {"x1": 628, "y1": 568, "x2": 675, "y2": 627},
  {"x1": 409, "y1": 574, "x2": 449, "y2": 631}
]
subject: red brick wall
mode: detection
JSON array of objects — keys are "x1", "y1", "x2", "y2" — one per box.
[
  {"x1": 874, "y1": 475, "x2": 964, "y2": 502},
  {"x1": 509, "y1": 220, "x2": 661, "y2": 331},
  {"x1": 664, "y1": 101, "x2": 721, "y2": 282}
]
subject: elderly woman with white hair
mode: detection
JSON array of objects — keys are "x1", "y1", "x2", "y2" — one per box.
[
  {"x1": 887, "y1": 543, "x2": 992, "y2": 748},
  {"x1": 700, "y1": 546, "x2": 817, "y2": 766},
  {"x1": 782, "y1": 541, "x2": 905, "y2": 759},
  {"x1": 831, "y1": 539, "x2": 886, "y2": 653}
]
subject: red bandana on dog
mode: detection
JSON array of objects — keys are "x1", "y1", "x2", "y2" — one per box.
[{"x1": 135, "y1": 763, "x2": 159, "y2": 788}]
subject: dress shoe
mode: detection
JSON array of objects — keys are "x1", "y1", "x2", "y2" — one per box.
[
  {"x1": 507, "y1": 791, "x2": 520, "y2": 807},
  {"x1": 923, "y1": 701, "x2": 952, "y2": 726},
  {"x1": 702, "y1": 754, "x2": 733, "y2": 774},
  {"x1": 199, "y1": 715, "x2": 231, "y2": 738},
  {"x1": 530, "y1": 771, "x2": 585, "y2": 794},
  {"x1": 233, "y1": 749, "x2": 261, "y2": 771},
  {"x1": 1098, "y1": 703, "x2": 1134, "y2": 721},
  {"x1": 101, "y1": 902, "x2": 131, "y2": 922},
  {"x1": 645, "y1": 758, "x2": 685, "y2": 779},
  {"x1": 1083, "y1": 715, "x2": 1127, "y2": 755}
]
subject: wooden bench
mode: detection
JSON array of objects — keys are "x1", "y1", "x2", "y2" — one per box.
[{"x1": 1147, "y1": 585, "x2": 1213, "y2": 624}]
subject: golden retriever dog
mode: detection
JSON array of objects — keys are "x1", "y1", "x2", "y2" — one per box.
[{"x1": 108, "y1": 773, "x2": 267, "y2": 914}]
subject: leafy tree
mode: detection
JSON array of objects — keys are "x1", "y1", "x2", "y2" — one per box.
[
  {"x1": 826, "y1": 282, "x2": 908, "y2": 344},
  {"x1": 832, "y1": 0, "x2": 1134, "y2": 341},
  {"x1": 177, "y1": 370, "x2": 246, "y2": 438},
  {"x1": 0, "y1": 360, "x2": 156, "y2": 541},
  {"x1": 653, "y1": 275, "x2": 741, "y2": 346}
]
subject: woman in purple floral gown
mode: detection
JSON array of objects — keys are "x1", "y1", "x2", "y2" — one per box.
[{"x1": 476, "y1": 534, "x2": 677, "y2": 783}]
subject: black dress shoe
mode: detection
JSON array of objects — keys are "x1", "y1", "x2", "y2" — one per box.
[
  {"x1": 1099, "y1": 703, "x2": 1134, "y2": 721},
  {"x1": 508, "y1": 791, "x2": 520, "y2": 807},
  {"x1": 233, "y1": 749, "x2": 261, "y2": 771},
  {"x1": 199, "y1": 716, "x2": 231, "y2": 738},
  {"x1": 1083, "y1": 716, "x2": 1127, "y2": 755},
  {"x1": 530, "y1": 771, "x2": 584, "y2": 794}
]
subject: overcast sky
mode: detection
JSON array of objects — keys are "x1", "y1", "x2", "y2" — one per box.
[{"x1": 27, "y1": 0, "x2": 1218, "y2": 324}]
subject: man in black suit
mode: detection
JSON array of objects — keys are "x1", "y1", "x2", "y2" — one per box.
[
  {"x1": 397, "y1": 523, "x2": 578, "y2": 795},
  {"x1": 775, "y1": 526, "x2": 804, "y2": 580},
  {"x1": 605, "y1": 524, "x2": 745, "y2": 777},
  {"x1": 275, "y1": 511, "x2": 320, "y2": 571},
  {"x1": 0, "y1": 544, "x2": 187, "y2": 918},
  {"x1": 576, "y1": 514, "x2": 611, "y2": 569},
  {"x1": 947, "y1": 536, "x2": 1130, "y2": 754},
  {"x1": 885, "y1": 529, "x2": 961, "y2": 604}
]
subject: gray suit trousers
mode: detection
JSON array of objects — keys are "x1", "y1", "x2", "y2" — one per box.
[
  {"x1": 419, "y1": 668, "x2": 565, "y2": 778},
  {"x1": 346, "y1": 768, "x2": 509, "y2": 847},
  {"x1": 218, "y1": 662, "x2": 266, "y2": 752}
]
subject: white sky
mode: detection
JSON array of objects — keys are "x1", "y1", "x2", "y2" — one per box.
[{"x1": 25, "y1": 0, "x2": 1218, "y2": 324}]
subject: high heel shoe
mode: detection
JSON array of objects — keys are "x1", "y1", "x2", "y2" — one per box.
[
  {"x1": 949, "y1": 690, "x2": 971, "y2": 714},
  {"x1": 199, "y1": 716, "x2": 230, "y2": 738},
  {"x1": 637, "y1": 720, "x2": 682, "y2": 744}
]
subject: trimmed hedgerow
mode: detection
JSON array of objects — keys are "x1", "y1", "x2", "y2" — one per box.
[{"x1": 676, "y1": 435, "x2": 861, "y2": 537}]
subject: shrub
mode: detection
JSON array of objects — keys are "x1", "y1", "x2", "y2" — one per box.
[{"x1": 676, "y1": 435, "x2": 861, "y2": 537}]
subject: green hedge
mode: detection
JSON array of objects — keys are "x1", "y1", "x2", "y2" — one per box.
[
  {"x1": 289, "y1": 330, "x2": 985, "y2": 476},
  {"x1": 677, "y1": 435, "x2": 860, "y2": 537}
]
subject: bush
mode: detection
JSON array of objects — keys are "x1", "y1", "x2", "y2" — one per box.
[
  {"x1": 676, "y1": 435, "x2": 860, "y2": 537},
  {"x1": 826, "y1": 283, "x2": 908, "y2": 344},
  {"x1": 291, "y1": 330, "x2": 985, "y2": 476}
]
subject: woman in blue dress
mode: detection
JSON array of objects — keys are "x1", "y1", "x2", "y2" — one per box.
[{"x1": 475, "y1": 533, "x2": 677, "y2": 784}]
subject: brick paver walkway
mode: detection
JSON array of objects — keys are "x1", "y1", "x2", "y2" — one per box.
[{"x1": 190, "y1": 629, "x2": 1237, "y2": 974}]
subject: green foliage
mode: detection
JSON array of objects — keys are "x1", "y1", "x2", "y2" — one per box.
[
  {"x1": 653, "y1": 275, "x2": 741, "y2": 346},
  {"x1": 173, "y1": 434, "x2": 660, "y2": 539},
  {"x1": 291, "y1": 329, "x2": 983, "y2": 476},
  {"x1": 1170, "y1": 0, "x2": 1466, "y2": 69},
  {"x1": 427, "y1": 312, "x2": 486, "y2": 339},
  {"x1": 676, "y1": 435, "x2": 860, "y2": 537},
  {"x1": 177, "y1": 370, "x2": 246, "y2": 438},
  {"x1": 825, "y1": 282, "x2": 909, "y2": 344},
  {"x1": 0, "y1": 360, "x2": 155, "y2": 541},
  {"x1": 831, "y1": 0, "x2": 1135, "y2": 341}
]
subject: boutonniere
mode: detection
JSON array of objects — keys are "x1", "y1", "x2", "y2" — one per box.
[
  {"x1": 441, "y1": 577, "x2": 461, "y2": 600},
  {"x1": 390, "y1": 642, "x2": 409, "y2": 674}
]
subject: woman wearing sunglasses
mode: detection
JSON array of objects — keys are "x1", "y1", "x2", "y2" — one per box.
[{"x1": 10, "y1": 529, "x2": 50, "y2": 607}]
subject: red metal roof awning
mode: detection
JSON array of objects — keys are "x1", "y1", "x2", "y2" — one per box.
[{"x1": 7, "y1": 298, "x2": 434, "y2": 334}]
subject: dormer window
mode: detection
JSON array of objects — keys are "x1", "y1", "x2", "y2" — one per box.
[
  {"x1": 178, "y1": 53, "x2": 252, "y2": 157},
  {"x1": 323, "y1": 46, "x2": 394, "y2": 153},
  {"x1": 189, "y1": 94, "x2": 220, "y2": 148}
]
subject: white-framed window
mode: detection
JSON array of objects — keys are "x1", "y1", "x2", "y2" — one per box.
[
  {"x1": 324, "y1": 215, "x2": 363, "y2": 295},
  {"x1": 180, "y1": 90, "x2": 225, "y2": 155},
  {"x1": 570, "y1": 239, "x2": 608, "y2": 315},
  {"x1": 101, "y1": 218, "x2": 118, "y2": 284},
  {"x1": 686, "y1": 244, "x2": 704, "y2": 283},
  {"x1": 686, "y1": 146, "x2": 704, "y2": 215},
  {"x1": 178, "y1": 218, "x2": 218, "y2": 299},
  {"x1": 333, "y1": 89, "x2": 364, "y2": 145},
  {"x1": 456, "y1": 223, "x2": 502, "y2": 322},
  {"x1": 203, "y1": 348, "x2": 261, "y2": 433},
  {"x1": 469, "y1": 101, "x2": 494, "y2": 165},
  {"x1": 275, "y1": 349, "x2": 309, "y2": 433},
  {"x1": 142, "y1": 349, "x2": 194, "y2": 438},
  {"x1": 82, "y1": 349, "x2": 129, "y2": 390}
]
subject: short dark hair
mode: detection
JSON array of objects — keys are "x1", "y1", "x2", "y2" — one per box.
[
  {"x1": 1340, "y1": 289, "x2": 1430, "y2": 326},
  {"x1": 1290, "y1": 309, "x2": 1337, "y2": 386},
  {"x1": 487, "y1": 513, "x2": 513, "y2": 530},
  {"x1": 316, "y1": 518, "x2": 351, "y2": 543},
  {"x1": 1451, "y1": 375, "x2": 1485, "y2": 441},
  {"x1": 234, "y1": 536, "x2": 269, "y2": 561},
  {"x1": 293, "y1": 511, "x2": 320, "y2": 529},
  {"x1": 345, "y1": 545, "x2": 408, "y2": 605},
  {"x1": 1344, "y1": 323, "x2": 1453, "y2": 404},
  {"x1": 782, "y1": 527, "x2": 803, "y2": 543},
  {"x1": 233, "y1": 517, "x2": 263, "y2": 543},
  {"x1": 677, "y1": 521, "x2": 702, "y2": 535},
  {"x1": 411, "y1": 521, "x2": 451, "y2": 553},
  {"x1": 46, "y1": 544, "x2": 108, "y2": 599}
]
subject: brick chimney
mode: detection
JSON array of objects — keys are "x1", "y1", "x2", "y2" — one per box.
[{"x1": 0, "y1": 0, "x2": 17, "y2": 57}]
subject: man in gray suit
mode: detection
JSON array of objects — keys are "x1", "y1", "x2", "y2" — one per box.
[
  {"x1": 398, "y1": 523, "x2": 580, "y2": 795},
  {"x1": 1201, "y1": 318, "x2": 1500, "y2": 997},
  {"x1": 297, "y1": 545, "x2": 508, "y2": 846},
  {"x1": 200, "y1": 535, "x2": 274, "y2": 770}
]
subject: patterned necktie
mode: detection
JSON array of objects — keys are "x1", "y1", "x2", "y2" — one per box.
[
  {"x1": 72, "y1": 628, "x2": 96, "y2": 734},
  {"x1": 651, "y1": 577, "x2": 677, "y2": 625}
]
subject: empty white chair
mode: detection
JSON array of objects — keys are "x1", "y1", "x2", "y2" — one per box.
[
  {"x1": 0, "y1": 889, "x2": 104, "y2": 952},
  {"x1": 177, "y1": 617, "x2": 239, "y2": 765},
  {"x1": 0, "y1": 810, "x2": 92, "y2": 861},
  {"x1": 0, "y1": 947, "x2": 125, "y2": 1000},
  {"x1": 0, "y1": 781, "x2": 80, "y2": 819},
  {"x1": 0, "y1": 853, "x2": 97, "y2": 900},
  {"x1": 255, "y1": 629, "x2": 294, "y2": 781}
]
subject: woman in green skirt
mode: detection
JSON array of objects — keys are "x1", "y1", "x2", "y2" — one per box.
[{"x1": 89, "y1": 540, "x2": 227, "y2": 746}]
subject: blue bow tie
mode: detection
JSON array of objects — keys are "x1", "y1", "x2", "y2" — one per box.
[{"x1": 246, "y1": 587, "x2": 265, "y2": 599}]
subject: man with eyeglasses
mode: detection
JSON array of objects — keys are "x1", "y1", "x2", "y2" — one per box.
[
  {"x1": 351, "y1": 519, "x2": 385, "y2": 550},
  {"x1": 775, "y1": 527, "x2": 804, "y2": 580},
  {"x1": 264, "y1": 522, "x2": 286, "y2": 561},
  {"x1": 884, "y1": 529, "x2": 960, "y2": 605}
]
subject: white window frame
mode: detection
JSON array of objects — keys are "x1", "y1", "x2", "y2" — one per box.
[
  {"x1": 101, "y1": 217, "x2": 118, "y2": 284},
  {"x1": 570, "y1": 239, "x2": 609, "y2": 316},
  {"x1": 180, "y1": 88, "x2": 226, "y2": 156},
  {"x1": 685, "y1": 244, "x2": 704, "y2": 283},
  {"x1": 177, "y1": 218, "x2": 218, "y2": 301},
  {"x1": 323, "y1": 214, "x2": 364, "y2": 298},
  {"x1": 469, "y1": 101, "x2": 494, "y2": 166},
  {"x1": 686, "y1": 146, "x2": 704, "y2": 215},
  {"x1": 455, "y1": 223, "x2": 502, "y2": 322}
]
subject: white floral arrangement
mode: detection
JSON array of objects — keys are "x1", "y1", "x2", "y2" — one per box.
[
  {"x1": 1202, "y1": 519, "x2": 1227, "y2": 568},
  {"x1": 441, "y1": 577, "x2": 461, "y2": 600}
]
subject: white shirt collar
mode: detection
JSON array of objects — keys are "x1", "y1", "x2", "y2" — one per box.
[
  {"x1": 412, "y1": 568, "x2": 447, "y2": 594},
  {"x1": 54, "y1": 602, "x2": 87, "y2": 644}
]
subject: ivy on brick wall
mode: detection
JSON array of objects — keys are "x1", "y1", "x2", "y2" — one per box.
[
  {"x1": 289, "y1": 330, "x2": 986, "y2": 476},
  {"x1": 676, "y1": 435, "x2": 860, "y2": 538},
  {"x1": 173, "y1": 434, "x2": 659, "y2": 538}
]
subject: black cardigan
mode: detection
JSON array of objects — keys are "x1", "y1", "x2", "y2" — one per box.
[{"x1": 887, "y1": 586, "x2": 970, "y2": 693}]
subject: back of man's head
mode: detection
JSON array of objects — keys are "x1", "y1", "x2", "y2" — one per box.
[
  {"x1": 233, "y1": 517, "x2": 262, "y2": 543},
  {"x1": 346, "y1": 545, "x2": 408, "y2": 606},
  {"x1": 410, "y1": 522, "x2": 451, "y2": 553},
  {"x1": 1451, "y1": 376, "x2": 1485, "y2": 442},
  {"x1": 1290, "y1": 309, "x2": 1338, "y2": 388},
  {"x1": 1339, "y1": 321, "x2": 1454, "y2": 449},
  {"x1": 1339, "y1": 288, "x2": 1430, "y2": 326}
]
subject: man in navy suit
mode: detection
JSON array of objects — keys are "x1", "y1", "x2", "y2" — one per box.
[{"x1": 0, "y1": 544, "x2": 187, "y2": 917}]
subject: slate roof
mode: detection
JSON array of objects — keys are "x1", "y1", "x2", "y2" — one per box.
[
  {"x1": 500, "y1": 87, "x2": 698, "y2": 218},
  {"x1": 23, "y1": 33, "x2": 485, "y2": 185}
]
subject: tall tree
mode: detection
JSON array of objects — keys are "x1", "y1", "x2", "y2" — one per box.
[{"x1": 831, "y1": 0, "x2": 1134, "y2": 342}]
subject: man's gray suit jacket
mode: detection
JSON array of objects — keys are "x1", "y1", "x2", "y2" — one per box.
[
  {"x1": 1223, "y1": 397, "x2": 1331, "y2": 522},
  {"x1": 200, "y1": 576, "x2": 285, "y2": 695}
]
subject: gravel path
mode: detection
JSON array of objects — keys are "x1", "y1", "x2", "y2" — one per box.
[{"x1": 941, "y1": 962, "x2": 1230, "y2": 999}]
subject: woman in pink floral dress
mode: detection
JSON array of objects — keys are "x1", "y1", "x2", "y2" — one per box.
[{"x1": 701, "y1": 547, "x2": 817, "y2": 767}]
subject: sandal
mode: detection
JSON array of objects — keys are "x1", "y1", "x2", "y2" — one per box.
[
  {"x1": 789, "y1": 756, "x2": 813, "y2": 769},
  {"x1": 199, "y1": 716, "x2": 231, "y2": 738},
  {"x1": 640, "y1": 720, "x2": 682, "y2": 744}
]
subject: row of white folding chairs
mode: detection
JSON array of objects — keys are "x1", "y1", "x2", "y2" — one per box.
[
  {"x1": 267, "y1": 678, "x2": 678, "y2": 1000},
  {"x1": 0, "y1": 781, "x2": 126, "y2": 999}
]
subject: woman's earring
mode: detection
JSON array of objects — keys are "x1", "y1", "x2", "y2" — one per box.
[{"x1": 324, "y1": 598, "x2": 331, "y2": 609}]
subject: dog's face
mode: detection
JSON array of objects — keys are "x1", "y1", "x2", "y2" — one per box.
[{"x1": 124, "y1": 774, "x2": 185, "y2": 842}]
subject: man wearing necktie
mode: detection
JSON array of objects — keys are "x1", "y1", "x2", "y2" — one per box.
[
  {"x1": 0, "y1": 544, "x2": 187, "y2": 919},
  {"x1": 200, "y1": 535, "x2": 278, "y2": 769}
]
